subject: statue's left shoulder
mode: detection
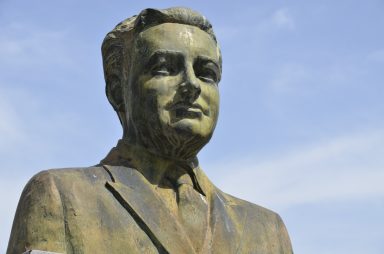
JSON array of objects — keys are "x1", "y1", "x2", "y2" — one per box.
[{"x1": 219, "y1": 191, "x2": 294, "y2": 253}]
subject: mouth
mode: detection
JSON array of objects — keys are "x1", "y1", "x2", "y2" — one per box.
[{"x1": 170, "y1": 102, "x2": 203, "y2": 119}]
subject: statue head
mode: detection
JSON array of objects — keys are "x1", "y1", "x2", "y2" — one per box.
[{"x1": 102, "y1": 7, "x2": 222, "y2": 160}]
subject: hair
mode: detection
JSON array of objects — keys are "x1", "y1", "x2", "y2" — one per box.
[{"x1": 101, "y1": 7, "x2": 221, "y2": 125}]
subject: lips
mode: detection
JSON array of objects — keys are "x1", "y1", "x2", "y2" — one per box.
[{"x1": 171, "y1": 102, "x2": 203, "y2": 119}]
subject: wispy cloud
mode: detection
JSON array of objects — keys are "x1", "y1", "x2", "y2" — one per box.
[
  {"x1": 0, "y1": 176, "x2": 31, "y2": 252},
  {"x1": 0, "y1": 82, "x2": 89, "y2": 170},
  {"x1": 210, "y1": 129, "x2": 384, "y2": 210},
  {"x1": 0, "y1": 86, "x2": 33, "y2": 153},
  {"x1": 269, "y1": 63, "x2": 310, "y2": 93},
  {"x1": 0, "y1": 22, "x2": 72, "y2": 67},
  {"x1": 271, "y1": 8, "x2": 295, "y2": 30},
  {"x1": 0, "y1": 21, "x2": 94, "y2": 161},
  {"x1": 0, "y1": 93, "x2": 24, "y2": 145},
  {"x1": 367, "y1": 49, "x2": 384, "y2": 62},
  {"x1": 266, "y1": 58, "x2": 365, "y2": 97},
  {"x1": 255, "y1": 8, "x2": 296, "y2": 32}
]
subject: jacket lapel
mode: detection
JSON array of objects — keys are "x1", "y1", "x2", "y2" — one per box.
[
  {"x1": 103, "y1": 165, "x2": 196, "y2": 254},
  {"x1": 194, "y1": 168, "x2": 245, "y2": 254},
  {"x1": 209, "y1": 190, "x2": 247, "y2": 254}
]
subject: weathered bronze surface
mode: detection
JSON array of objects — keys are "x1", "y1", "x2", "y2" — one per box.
[{"x1": 7, "y1": 7, "x2": 293, "y2": 254}]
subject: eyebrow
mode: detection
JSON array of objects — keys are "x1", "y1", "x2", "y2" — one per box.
[
  {"x1": 195, "y1": 55, "x2": 221, "y2": 72},
  {"x1": 148, "y1": 50, "x2": 220, "y2": 66},
  {"x1": 144, "y1": 50, "x2": 182, "y2": 69},
  {"x1": 147, "y1": 50, "x2": 182, "y2": 60},
  {"x1": 146, "y1": 50, "x2": 221, "y2": 78}
]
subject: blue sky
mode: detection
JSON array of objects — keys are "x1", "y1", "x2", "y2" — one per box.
[{"x1": 1, "y1": 0, "x2": 384, "y2": 253}]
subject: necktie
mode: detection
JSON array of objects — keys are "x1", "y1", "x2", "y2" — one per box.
[{"x1": 176, "y1": 172, "x2": 209, "y2": 253}]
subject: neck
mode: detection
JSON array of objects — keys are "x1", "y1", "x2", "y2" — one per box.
[
  {"x1": 101, "y1": 138, "x2": 199, "y2": 185},
  {"x1": 124, "y1": 119, "x2": 208, "y2": 160}
]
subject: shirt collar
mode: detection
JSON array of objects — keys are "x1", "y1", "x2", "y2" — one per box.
[{"x1": 101, "y1": 139, "x2": 205, "y2": 196}]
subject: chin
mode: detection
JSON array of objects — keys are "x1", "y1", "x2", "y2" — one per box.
[
  {"x1": 169, "y1": 118, "x2": 213, "y2": 140},
  {"x1": 142, "y1": 120, "x2": 211, "y2": 159}
]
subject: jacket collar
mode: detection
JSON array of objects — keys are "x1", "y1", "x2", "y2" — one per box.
[
  {"x1": 101, "y1": 141, "x2": 245, "y2": 254},
  {"x1": 104, "y1": 165, "x2": 197, "y2": 254},
  {"x1": 101, "y1": 139, "x2": 205, "y2": 195}
]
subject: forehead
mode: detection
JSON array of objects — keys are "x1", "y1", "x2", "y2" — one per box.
[{"x1": 135, "y1": 23, "x2": 220, "y2": 61}]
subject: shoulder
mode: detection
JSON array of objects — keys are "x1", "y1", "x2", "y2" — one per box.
[
  {"x1": 20, "y1": 166, "x2": 112, "y2": 208},
  {"x1": 216, "y1": 189, "x2": 279, "y2": 219},
  {"x1": 27, "y1": 166, "x2": 111, "y2": 188},
  {"x1": 7, "y1": 168, "x2": 105, "y2": 253},
  {"x1": 216, "y1": 189, "x2": 293, "y2": 253},
  {"x1": 17, "y1": 166, "x2": 110, "y2": 211}
]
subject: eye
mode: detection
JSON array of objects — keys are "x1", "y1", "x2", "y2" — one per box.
[
  {"x1": 194, "y1": 60, "x2": 220, "y2": 85},
  {"x1": 148, "y1": 54, "x2": 182, "y2": 77},
  {"x1": 196, "y1": 68, "x2": 218, "y2": 84}
]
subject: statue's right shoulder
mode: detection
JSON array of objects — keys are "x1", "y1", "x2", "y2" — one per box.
[
  {"x1": 27, "y1": 165, "x2": 111, "y2": 188},
  {"x1": 7, "y1": 166, "x2": 108, "y2": 254},
  {"x1": 7, "y1": 169, "x2": 68, "y2": 254}
]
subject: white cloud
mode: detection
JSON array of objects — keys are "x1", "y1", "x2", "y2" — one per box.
[
  {"x1": 252, "y1": 7, "x2": 296, "y2": 34},
  {"x1": 0, "y1": 22, "x2": 72, "y2": 67},
  {"x1": 212, "y1": 25, "x2": 243, "y2": 41},
  {"x1": 266, "y1": 59, "x2": 363, "y2": 97},
  {"x1": 0, "y1": 176, "x2": 30, "y2": 253},
  {"x1": 0, "y1": 96, "x2": 24, "y2": 143},
  {"x1": 210, "y1": 129, "x2": 384, "y2": 210},
  {"x1": 367, "y1": 49, "x2": 384, "y2": 62},
  {"x1": 0, "y1": 82, "x2": 88, "y2": 167},
  {"x1": 272, "y1": 8, "x2": 295, "y2": 30},
  {"x1": 269, "y1": 63, "x2": 310, "y2": 93},
  {"x1": 0, "y1": 86, "x2": 90, "y2": 252},
  {"x1": 0, "y1": 87, "x2": 30, "y2": 153}
]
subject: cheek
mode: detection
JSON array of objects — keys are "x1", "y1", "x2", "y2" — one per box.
[
  {"x1": 143, "y1": 76, "x2": 178, "y2": 96},
  {"x1": 203, "y1": 86, "x2": 220, "y2": 115},
  {"x1": 138, "y1": 78, "x2": 176, "y2": 109},
  {"x1": 140, "y1": 80, "x2": 180, "y2": 126}
]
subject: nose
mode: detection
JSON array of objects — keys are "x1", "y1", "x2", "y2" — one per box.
[{"x1": 179, "y1": 64, "x2": 201, "y2": 102}]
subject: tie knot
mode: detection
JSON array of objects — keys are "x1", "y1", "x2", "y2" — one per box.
[
  {"x1": 163, "y1": 162, "x2": 206, "y2": 196},
  {"x1": 176, "y1": 173, "x2": 194, "y2": 188}
]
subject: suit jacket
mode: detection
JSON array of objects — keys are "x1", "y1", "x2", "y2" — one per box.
[{"x1": 7, "y1": 163, "x2": 293, "y2": 254}]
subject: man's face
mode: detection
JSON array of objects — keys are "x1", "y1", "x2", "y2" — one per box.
[{"x1": 126, "y1": 23, "x2": 221, "y2": 155}]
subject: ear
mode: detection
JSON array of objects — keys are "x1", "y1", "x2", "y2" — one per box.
[
  {"x1": 106, "y1": 74, "x2": 125, "y2": 112},
  {"x1": 106, "y1": 74, "x2": 128, "y2": 133}
]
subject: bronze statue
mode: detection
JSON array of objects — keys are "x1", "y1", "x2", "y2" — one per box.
[{"x1": 7, "y1": 7, "x2": 293, "y2": 254}]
